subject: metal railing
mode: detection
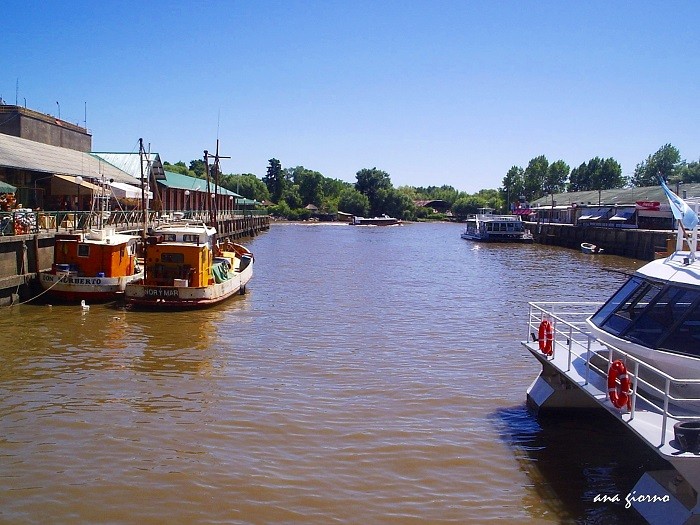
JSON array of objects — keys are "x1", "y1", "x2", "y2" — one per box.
[
  {"x1": 0, "y1": 208, "x2": 268, "y2": 235},
  {"x1": 527, "y1": 301, "x2": 700, "y2": 447}
]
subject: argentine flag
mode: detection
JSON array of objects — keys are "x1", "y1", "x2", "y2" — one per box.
[{"x1": 659, "y1": 177, "x2": 699, "y2": 230}]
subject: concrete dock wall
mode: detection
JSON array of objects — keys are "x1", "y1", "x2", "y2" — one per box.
[{"x1": 529, "y1": 222, "x2": 671, "y2": 260}]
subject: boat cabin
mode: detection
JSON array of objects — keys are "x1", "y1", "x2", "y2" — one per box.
[
  {"x1": 589, "y1": 268, "x2": 700, "y2": 359},
  {"x1": 142, "y1": 224, "x2": 215, "y2": 288},
  {"x1": 53, "y1": 230, "x2": 137, "y2": 278}
]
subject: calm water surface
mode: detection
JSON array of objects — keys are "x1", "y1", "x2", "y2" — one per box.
[{"x1": 1, "y1": 222, "x2": 661, "y2": 524}]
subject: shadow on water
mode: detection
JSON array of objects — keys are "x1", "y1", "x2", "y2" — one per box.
[{"x1": 492, "y1": 405, "x2": 670, "y2": 525}]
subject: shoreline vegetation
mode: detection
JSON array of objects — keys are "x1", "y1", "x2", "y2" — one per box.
[{"x1": 164, "y1": 143, "x2": 700, "y2": 222}]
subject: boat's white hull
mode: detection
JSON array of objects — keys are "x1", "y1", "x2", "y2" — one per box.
[
  {"x1": 125, "y1": 264, "x2": 253, "y2": 309},
  {"x1": 39, "y1": 271, "x2": 144, "y2": 302}
]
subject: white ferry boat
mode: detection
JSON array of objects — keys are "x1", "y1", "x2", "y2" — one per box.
[
  {"x1": 523, "y1": 188, "x2": 700, "y2": 524},
  {"x1": 460, "y1": 208, "x2": 533, "y2": 242}
]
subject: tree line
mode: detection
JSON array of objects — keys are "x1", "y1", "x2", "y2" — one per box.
[{"x1": 163, "y1": 143, "x2": 700, "y2": 219}]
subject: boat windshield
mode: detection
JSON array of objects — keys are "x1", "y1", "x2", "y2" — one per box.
[{"x1": 591, "y1": 276, "x2": 700, "y2": 357}]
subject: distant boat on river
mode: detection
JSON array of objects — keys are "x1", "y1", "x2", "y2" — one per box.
[
  {"x1": 351, "y1": 215, "x2": 400, "y2": 226},
  {"x1": 460, "y1": 208, "x2": 533, "y2": 243}
]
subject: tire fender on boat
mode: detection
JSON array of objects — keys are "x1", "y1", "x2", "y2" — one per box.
[
  {"x1": 538, "y1": 319, "x2": 554, "y2": 356},
  {"x1": 608, "y1": 360, "x2": 631, "y2": 410}
]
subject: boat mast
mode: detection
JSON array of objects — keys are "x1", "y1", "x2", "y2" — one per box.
[{"x1": 139, "y1": 138, "x2": 148, "y2": 244}]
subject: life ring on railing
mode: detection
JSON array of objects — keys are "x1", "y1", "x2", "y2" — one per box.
[
  {"x1": 608, "y1": 360, "x2": 631, "y2": 410},
  {"x1": 538, "y1": 319, "x2": 554, "y2": 356}
]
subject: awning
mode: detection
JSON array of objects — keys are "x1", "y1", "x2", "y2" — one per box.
[
  {"x1": 578, "y1": 208, "x2": 611, "y2": 221},
  {"x1": 0, "y1": 180, "x2": 17, "y2": 193},
  {"x1": 109, "y1": 181, "x2": 152, "y2": 200},
  {"x1": 51, "y1": 174, "x2": 101, "y2": 194},
  {"x1": 609, "y1": 209, "x2": 636, "y2": 221}
]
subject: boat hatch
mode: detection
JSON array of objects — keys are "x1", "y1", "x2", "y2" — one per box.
[{"x1": 590, "y1": 275, "x2": 700, "y2": 358}]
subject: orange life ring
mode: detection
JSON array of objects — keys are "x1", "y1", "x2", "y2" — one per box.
[
  {"x1": 608, "y1": 360, "x2": 631, "y2": 409},
  {"x1": 538, "y1": 319, "x2": 554, "y2": 356}
]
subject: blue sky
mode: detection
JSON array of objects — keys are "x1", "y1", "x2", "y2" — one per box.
[{"x1": 3, "y1": 1, "x2": 699, "y2": 193}]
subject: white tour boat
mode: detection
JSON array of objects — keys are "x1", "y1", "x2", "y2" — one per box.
[
  {"x1": 460, "y1": 208, "x2": 533, "y2": 242},
  {"x1": 351, "y1": 214, "x2": 400, "y2": 226},
  {"x1": 523, "y1": 185, "x2": 700, "y2": 524}
]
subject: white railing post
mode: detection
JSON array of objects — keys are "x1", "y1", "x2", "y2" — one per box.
[
  {"x1": 630, "y1": 361, "x2": 638, "y2": 420},
  {"x1": 661, "y1": 379, "x2": 670, "y2": 446}
]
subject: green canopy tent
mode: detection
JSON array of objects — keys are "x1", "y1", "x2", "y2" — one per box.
[{"x1": 0, "y1": 180, "x2": 17, "y2": 193}]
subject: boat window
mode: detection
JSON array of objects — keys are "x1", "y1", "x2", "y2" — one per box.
[
  {"x1": 660, "y1": 290, "x2": 700, "y2": 357},
  {"x1": 77, "y1": 244, "x2": 90, "y2": 257},
  {"x1": 163, "y1": 234, "x2": 177, "y2": 242},
  {"x1": 590, "y1": 277, "x2": 655, "y2": 334},
  {"x1": 622, "y1": 286, "x2": 688, "y2": 347},
  {"x1": 161, "y1": 253, "x2": 185, "y2": 263},
  {"x1": 183, "y1": 234, "x2": 199, "y2": 243}
]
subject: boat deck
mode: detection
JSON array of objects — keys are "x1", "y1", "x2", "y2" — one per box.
[{"x1": 523, "y1": 302, "x2": 700, "y2": 461}]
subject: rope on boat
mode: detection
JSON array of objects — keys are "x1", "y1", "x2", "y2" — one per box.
[{"x1": 1, "y1": 271, "x2": 67, "y2": 308}]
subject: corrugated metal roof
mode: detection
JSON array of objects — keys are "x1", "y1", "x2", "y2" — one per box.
[
  {"x1": 0, "y1": 133, "x2": 136, "y2": 185},
  {"x1": 531, "y1": 184, "x2": 700, "y2": 207},
  {"x1": 92, "y1": 152, "x2": 165, "y2": 181},
  {"x1": 161, "y1": 170, "x2": 242, "y2": 197}
]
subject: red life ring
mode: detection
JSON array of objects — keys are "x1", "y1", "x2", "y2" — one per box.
[
  {"x1": 608, "y1": 360, "x2": 631, "y2": 409},
  {"x1": 538, "y1": 319, "x2": 554, "y2": 356}
]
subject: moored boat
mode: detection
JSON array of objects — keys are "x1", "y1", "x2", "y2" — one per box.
[
  {"x1": 460, "y1": 208, "x2": 533, "y2": 242},
  {"x1": 124, "y1": 221, "x2": 253, "y2": 309},
  {"x1": 580, "y1": 242, "x2": 604, "y2": 254},
  {"x1": 39, "y1": 226, "x2": 143, "y2": 302},
  {"x1": 351, "y1": 214, "x2": 400, "y2": 226},
  {"x1": 522, "y1": 185, "x2": 700, "y2": 524}
]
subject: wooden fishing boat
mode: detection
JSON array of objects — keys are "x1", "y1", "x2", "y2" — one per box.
[
  {"x1": 124, "y1": 221, "x2": 253, "y2": 309},
  {"x1": 39, "y1": 226, "x2": 143, "y2": 302}
]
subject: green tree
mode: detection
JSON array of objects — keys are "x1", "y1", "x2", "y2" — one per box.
[
  {"x1": 355, "y1": 167, "x2": 392, "y2": 216},
  {"x1": 523, "y1": 155, "x2": 549, "y2": 200},
  {"x1": 545, "y1": 160, "x2": 570, "y2": 195},
  {"x1": 631, "y1": 144, "x2": 681, "y2": 186},
  {"x1": 599, "y1": 158, "x2": 625, "y2": 189},
  {"x1": 452, "y1": 196, "x2": 488, "y2": 218},
  {"x1": 263, "y1": 158, "x2": 285, "y2": 202},
  {"x1": 568, "y1": 162, "x2": 590, "y2": 192},
  {"x1": 679, "y1": 159, "x2": 700, "y2": 183},
  {"x1": 163, "y1": 161, "x2": 194, "y2": 177},
  {"x1": 501, "y1": 166, "x2": 525, "y2": 211},
  {"x1": 189, "y1": 159, "x2": 206, "y2": 179},
  {"x1": 222, "y1": 173, "x2": 270, "y2": 202},
  {"x1": 290, "y1": 166, "x2": 325, "y2": 207},
  {"x1": 338, "y1": 187, "x2": 370, "y2": 216},
  {"x1": 374, "y1": 188, "x2": 416, "y2": 220},
  {"x1": 281, "y1": 185, "x2": 303, "y2": 209}
]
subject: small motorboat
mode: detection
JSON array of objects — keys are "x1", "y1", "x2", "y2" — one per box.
[{"x1": 580, "y1": 242, "x2": 603, "y2": 254}]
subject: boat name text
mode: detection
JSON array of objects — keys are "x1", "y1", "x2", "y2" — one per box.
[
  {"x1": 144, "y1": 287, "x2": 180, "y2": 298},
  {"x1": 44, "y1": 275, "x2": 102, "y2": 285}
]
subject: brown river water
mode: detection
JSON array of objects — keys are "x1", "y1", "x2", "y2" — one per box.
[{"x1": 1, "y1": 222, "x2": 665, "y2": 524}]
